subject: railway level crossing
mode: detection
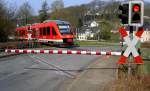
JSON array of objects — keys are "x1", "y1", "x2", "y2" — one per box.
[{"x1": 2, "y1": 0, "x2": 145, "y2": 65}]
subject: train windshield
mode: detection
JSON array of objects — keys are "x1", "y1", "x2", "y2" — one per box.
[{"x1": 58, "y1": 24, "x2": 72, "y2": 34}]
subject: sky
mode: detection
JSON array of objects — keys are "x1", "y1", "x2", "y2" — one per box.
[
  {"x1": 6, "y1": 0, "x2": 150, "y2": 15},
  {"x1": 6, "y1": 0, "x2": 93, "y2": 15}
]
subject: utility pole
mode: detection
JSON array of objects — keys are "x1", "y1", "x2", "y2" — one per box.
[
  {"x1": 118, "y1": 1, "x2": 144, "y2": 76},
  {"x1": 128, "y1": 26, "x2": 134, "y2": 75}
]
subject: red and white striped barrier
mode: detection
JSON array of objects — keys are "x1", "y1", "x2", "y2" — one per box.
[{"x1": 5, "y1": 49, "x2": 121, "y2": 56}]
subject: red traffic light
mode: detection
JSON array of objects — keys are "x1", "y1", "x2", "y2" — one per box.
[{"x1": 133, "y1": 4, "x2": 140, "y2": 12}]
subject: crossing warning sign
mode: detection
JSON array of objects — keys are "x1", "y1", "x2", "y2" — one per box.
[{"x1": 118, "y1": 27, "x2": 144, "y2": 64}]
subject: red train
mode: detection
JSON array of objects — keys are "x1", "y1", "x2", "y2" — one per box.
[{"x1": 16, "y1": 20, "x2": 75, "y2": 46}]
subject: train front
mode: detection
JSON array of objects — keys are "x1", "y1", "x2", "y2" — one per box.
[{"x1": 57, "y1": 21, "x2": 75, "y2": 46}]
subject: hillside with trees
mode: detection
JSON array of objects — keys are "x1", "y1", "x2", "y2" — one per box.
[{"x1": 0, "y1": 0, "x2": 150, "y2": 42}]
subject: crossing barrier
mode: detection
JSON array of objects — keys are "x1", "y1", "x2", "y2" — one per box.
[{"x1": 5, "y1": 49, "x2": 121, "y2": 56}]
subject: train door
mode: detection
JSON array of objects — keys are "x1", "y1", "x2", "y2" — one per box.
[
  {"x1": 39, "y1": 23, "x2": 45, "y2": 41},
  {"x1": 31, "y1": 28, "x2": 36, "y2": 39},
  {"x1": 42, "y1": 27, "x2": 47, "y2": 39},
  {"x1": 45, "y1": 25, "x2": 51, "y2": 40},
  {"x1": 25, "y1": 28, "x2": 28, "y2": 39},
  {"x1": 35, "y1": 28, "x2": 39, "y2": 39},
  {"x1": 51, "y1": 26, "x2": 57, "y2": 41},
  {"x1": 39, "y1": 27, "x2": 43, "y2": 39}
]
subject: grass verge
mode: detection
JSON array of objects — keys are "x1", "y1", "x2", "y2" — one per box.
[
  {"x1": 105, "y1": 74, "x2": 150, "y2": 91},
  {"x1": 104, "y1": 59, "x2": 150, "y2": 91},
  {"x1": 74, "y1": 40, "x2": 120, "y2": 47},
  {"x1": 142, "y1": 42, "x2": 150, "y2": 48}
]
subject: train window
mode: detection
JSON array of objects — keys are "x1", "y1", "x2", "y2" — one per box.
[
  {"x1": 52, "y1": 27, "x2": 57, "y2": 35},
  {"x1": 23, "y1": 30, "x2": 26, "y2": 36},
  {"x1": 20, "y1": 31, "x2": 23, "y2": 36},
  {"x1": 43, "y1": 27, "x2": 46, "y2": 36},
  {"x1": 47, "y1": 27, "x2": 50, "y2": 35},
  {"x1": 40, "y1": 28, "x2": 42, "y2": 35},
  {"x1": 35, "y1": 28, "x2": 39, "y2": 36},
  {"x1": 22, "y1": 31, "x2": 25, "y2": 36},
  {"x1": 21, "y1": 31, "x2": 23, "y2": 36},
  {"x1": 32, "y1": 29, "x2": 36, "y2": 36},
  {"x1": 15, "y1": 31, "x2": 18, "y2": 36},
  {"x1": 18, "y1": 31, "x2": 20, "y2": 36}
]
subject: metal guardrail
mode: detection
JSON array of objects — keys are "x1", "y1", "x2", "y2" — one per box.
[{"x1": 143, "y1": 58, "x2": 150, "y2": 61}]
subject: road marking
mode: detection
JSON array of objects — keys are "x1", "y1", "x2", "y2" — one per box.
[{"x1": 0, "y1": 69, "x2": 29, "y2": 81}]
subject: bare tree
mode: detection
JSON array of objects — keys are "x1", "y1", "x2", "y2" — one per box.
[
  {"x1": 39, "y1": 0, "x2": 49, "y2": 22},
  {"x1": 16, "y1": 1, "x2": 34, "y2": 25},
  {"x1": 0, "y1": 0, "x2": 6, "y2": 17},
  {"x1": 51, "y1": 0, "x2": 64, "y2": 11},
  {"x1": 0, "y1": 0, "x2": 16, "y2": 42}
]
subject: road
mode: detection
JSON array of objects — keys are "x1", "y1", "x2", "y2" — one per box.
[{"x1": 0, "y1": 46, "x2": 120, "y2": 91}]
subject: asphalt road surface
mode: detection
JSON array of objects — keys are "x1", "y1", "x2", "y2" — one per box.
[{"x1": 0, "y1": 46, "x2": 120, "y2": 91}]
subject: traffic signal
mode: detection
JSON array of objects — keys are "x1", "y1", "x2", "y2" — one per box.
[
  {"x1": 118, "y1": 3, "x2": 129, "y2": 25},
  {"x1": 138, "y1": 48, "x2": 141, "y2": 55},
  {"x1": 129, "y1": 1, "x2": 144, "y2": 26}
]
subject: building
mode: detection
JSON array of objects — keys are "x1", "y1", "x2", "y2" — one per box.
[
  {"x1": 77, "y1": 29, "x2": 95, "y2": 41},
  {"x1": 77, "y1": 33, "x2": 87, "y2": 41},
  {"x1": 128, "y1": 28, "x2": 150, "y2": 43},
  {"x1": 111, "y1": 30, "x2": 118, "y2": 34},
  {"x1": 77, "y1": 20, "x2": 99, "y2": 41},
  {"x1": 141, "y1": 28, "x2": 150, "y2": 43}
]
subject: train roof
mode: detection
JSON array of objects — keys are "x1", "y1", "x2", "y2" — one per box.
[
  {"x1": 43, "y1": 20, "x2": 70, "y2": 25},
  {"x1": 17, "y1": 20, "x2": 70, "y2": 29},
  {"x1": 16, "y1": 26, "x2": 27, "y2": 31}
]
